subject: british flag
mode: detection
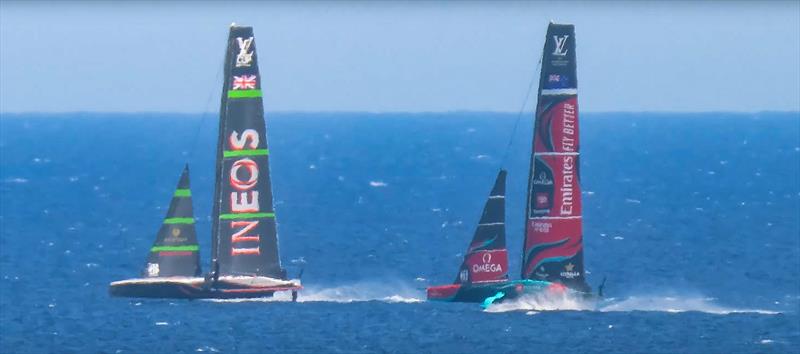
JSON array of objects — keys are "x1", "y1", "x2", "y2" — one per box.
[
  {"x1": 232, "y1": 75, "x2": 257, "y2": 90},
  {"x1": 548, "y1": 74, "x2": 561, "y2": 82}
]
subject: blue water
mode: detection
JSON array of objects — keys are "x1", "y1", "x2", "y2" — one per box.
[{"x1": 1, "y1": 112, "x2": 798, "y2": 353}]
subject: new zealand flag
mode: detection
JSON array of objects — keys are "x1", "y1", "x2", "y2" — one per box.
[{"x1": 544, "y1": 74, "x2": 571, "y2": 89}]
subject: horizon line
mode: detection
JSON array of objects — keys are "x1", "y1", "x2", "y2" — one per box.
[{"x1": 1, "y1": 110, "x2": 798, "y2": 116}]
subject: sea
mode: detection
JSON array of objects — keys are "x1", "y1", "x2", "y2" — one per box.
[{"x1": 0, "y1": 112, "x2": 798, "y2": 353}]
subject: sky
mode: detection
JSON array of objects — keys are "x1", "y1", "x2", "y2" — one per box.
[{"x1": 1, "y1": 1, "x2": 799, "y2": 113}]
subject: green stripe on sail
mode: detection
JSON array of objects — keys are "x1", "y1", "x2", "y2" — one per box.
[
  {"x1": 219, "y1": 212, "x2": 274, "y2": 220},
  {"x1": 173, "y1": 189, "x2": 191, "y2": 197},
  {"x1": 151, "y1": 245, "x2": 199, "y2": 252},
  {"x1": 163, "y1": 217, "x2": 195, "y2": 224},
  {"x1": 223, "y1": 149, "x2": 269, "y2": 158},
  {"x1": 228, "y1": 89, "x2": 262, "y2": 99}
]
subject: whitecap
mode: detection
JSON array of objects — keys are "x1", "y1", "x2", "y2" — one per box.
[
  {"x1": 369, "y1": 181, "x2": 387, "y2": 187},
  {"x1": 4, "y1": 177, "x2": 28, "y2": 184}
]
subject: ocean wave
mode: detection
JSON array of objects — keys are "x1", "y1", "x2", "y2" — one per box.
[{"x1": 599, "y1": 295, "x2": 779, "y2": 315}]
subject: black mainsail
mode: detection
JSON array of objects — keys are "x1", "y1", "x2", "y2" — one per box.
[
  {"x1": 521, "y1": 23, "x2": 590, "y2": 292},
  {"x1": 143, "y1": 165, "x2": 201, "y2": 277},
  {"x1": 453, "y1": 170, "x2": 509, "y2": 285},
  {"x1": 211, "y1": 25, "x2": 284, "y2": 279}
]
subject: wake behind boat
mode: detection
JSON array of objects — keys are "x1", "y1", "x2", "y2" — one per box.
[
  {"x1": 427, "y1": 22, "x2": 599, "y2": 307},
  {"x1": 109, "y1": 24, "x2": 301, "y2": 300}
]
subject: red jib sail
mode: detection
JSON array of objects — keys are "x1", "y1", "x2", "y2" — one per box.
[
  {"x1": 521, "y1": 23, "x2": 589, "y2": 292},
  {"x1": 453, "y1": 170, "x2": 509, "y2": 285}
]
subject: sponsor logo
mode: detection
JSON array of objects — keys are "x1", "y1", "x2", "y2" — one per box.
[
  {"x1": 235, "y1": 37, "x2": 254, "y2": 67},
  {"x1": 552, "y1": 35, "x2": 569, "y2": 56},
  {"x1": 534, "y1": 266, "x2": 548, "y2": 279},
  {"x1": 147, "y1": 263, "x2": 159, "y2": 277},
  {"x1": 561, "y1": 102, "x2": 577, "y2": 152},
  {"x1": 533, "y1": 172, "x2": 553, "y2": 186},
  {"x1": 560, "y1": 156, "x2": 576, "y2": 216},
  {"x1": 535, "y1": 192, "x2": 550, "y2": 209},
  {"x1": 532, "y1": 221, "x2": 552, "y2": 233},
  {"x1": 232, "y1": 75, "x2": 257, "y2": 90},
  {"x1": 228, "y1": 129, "x2": 262, "y2": 256},
  {"x1": 472, "y1": 252, "x2": 503, "y2": 273},
  {"x1": 559, "y1": 262, "x2": 580, "y2": 279},
  {"x1": 459, "y1": 269, "x2": 469, "y2": 283},
  {"x1": 166, "y1": 227, "x2": 187, "y2": 243}
]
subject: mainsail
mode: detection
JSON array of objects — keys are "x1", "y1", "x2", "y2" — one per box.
[
  {"x1": 211, "y1": 25, "x2": 284, "y2": 278},
  {"x1": 521, "y1": 23, "x2": 589, "y2": 292},
  {"x1": 454, "y1": 170, "x2": 509, "y2": 285},
  {"x1": 143, "y1": 165, "x2": 201, "y2": 277}
]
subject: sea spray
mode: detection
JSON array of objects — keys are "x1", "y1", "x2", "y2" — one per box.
[
  {"x1": 204, "y1": 280, "x2": 424, "y2": 304},
  {"x1": 485, "y1": 292, "x2": 780, "y2": 315}
]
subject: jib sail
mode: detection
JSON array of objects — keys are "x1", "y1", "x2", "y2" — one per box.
[
  {"x1": 211, "y1": 25, "x2": 284, "y2": 278},
  {"x1": 143, "y1": 165, "x2": 201, "y2": 277},
  {"x1": 454, "y1": 170, "x2": 509, "y2": 285},
  {"x1": 521, "y1": 23, "x2": 589, "y2": 292}
]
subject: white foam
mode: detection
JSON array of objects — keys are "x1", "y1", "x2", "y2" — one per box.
[
  {"x1": 369, "y1": 181, "x2": 388, "y2": 187},
  {"x1": 600, "y1": 295, "x2": 779, "y2": 315},
  {"x1": 485, "y1": 291, "x2": 594, "y2": 313},
  {"x1": 204, "y1": 281, "x2": 424, "y2": 304},
  {"x1": 297, "y1": 282, "x2": 423, "y2": 303},
  {"x1": 485, "y1": 293, "x2": 780, "y2": 315}
]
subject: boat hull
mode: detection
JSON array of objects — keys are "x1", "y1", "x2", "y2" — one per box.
[
  {"x1": 427, "y1": 279, "x2": 581, "y2": 303},
  {"x1": 109, "y1": 276, "x2": 302, "y2": 300}
]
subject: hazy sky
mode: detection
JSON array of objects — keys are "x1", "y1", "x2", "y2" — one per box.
[{"x1": 1, "y1": 1, "x2": 798, "y2": 113}]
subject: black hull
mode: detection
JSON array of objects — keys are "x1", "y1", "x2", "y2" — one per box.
[{"x1": 109, "y1": 278, "x2": 300, "y2": 300}]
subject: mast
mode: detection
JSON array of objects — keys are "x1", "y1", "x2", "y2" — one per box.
[
  {"x1": 521, "y1": 23, "x2": 589, "y2": 292},
  {"x1": 211, "y1": 25, "x2": 284, "y2": 278},
  {"x1": 143, "y1": 165, "x2": 201, "y2": 277},
  {"x1": 454, "y1": 170, "x2": 509, "y2": 285}
]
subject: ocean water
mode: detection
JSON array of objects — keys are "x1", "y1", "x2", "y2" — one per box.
[{"x1": 0, "y1": 112, "x2": 798, "y2": 353}]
